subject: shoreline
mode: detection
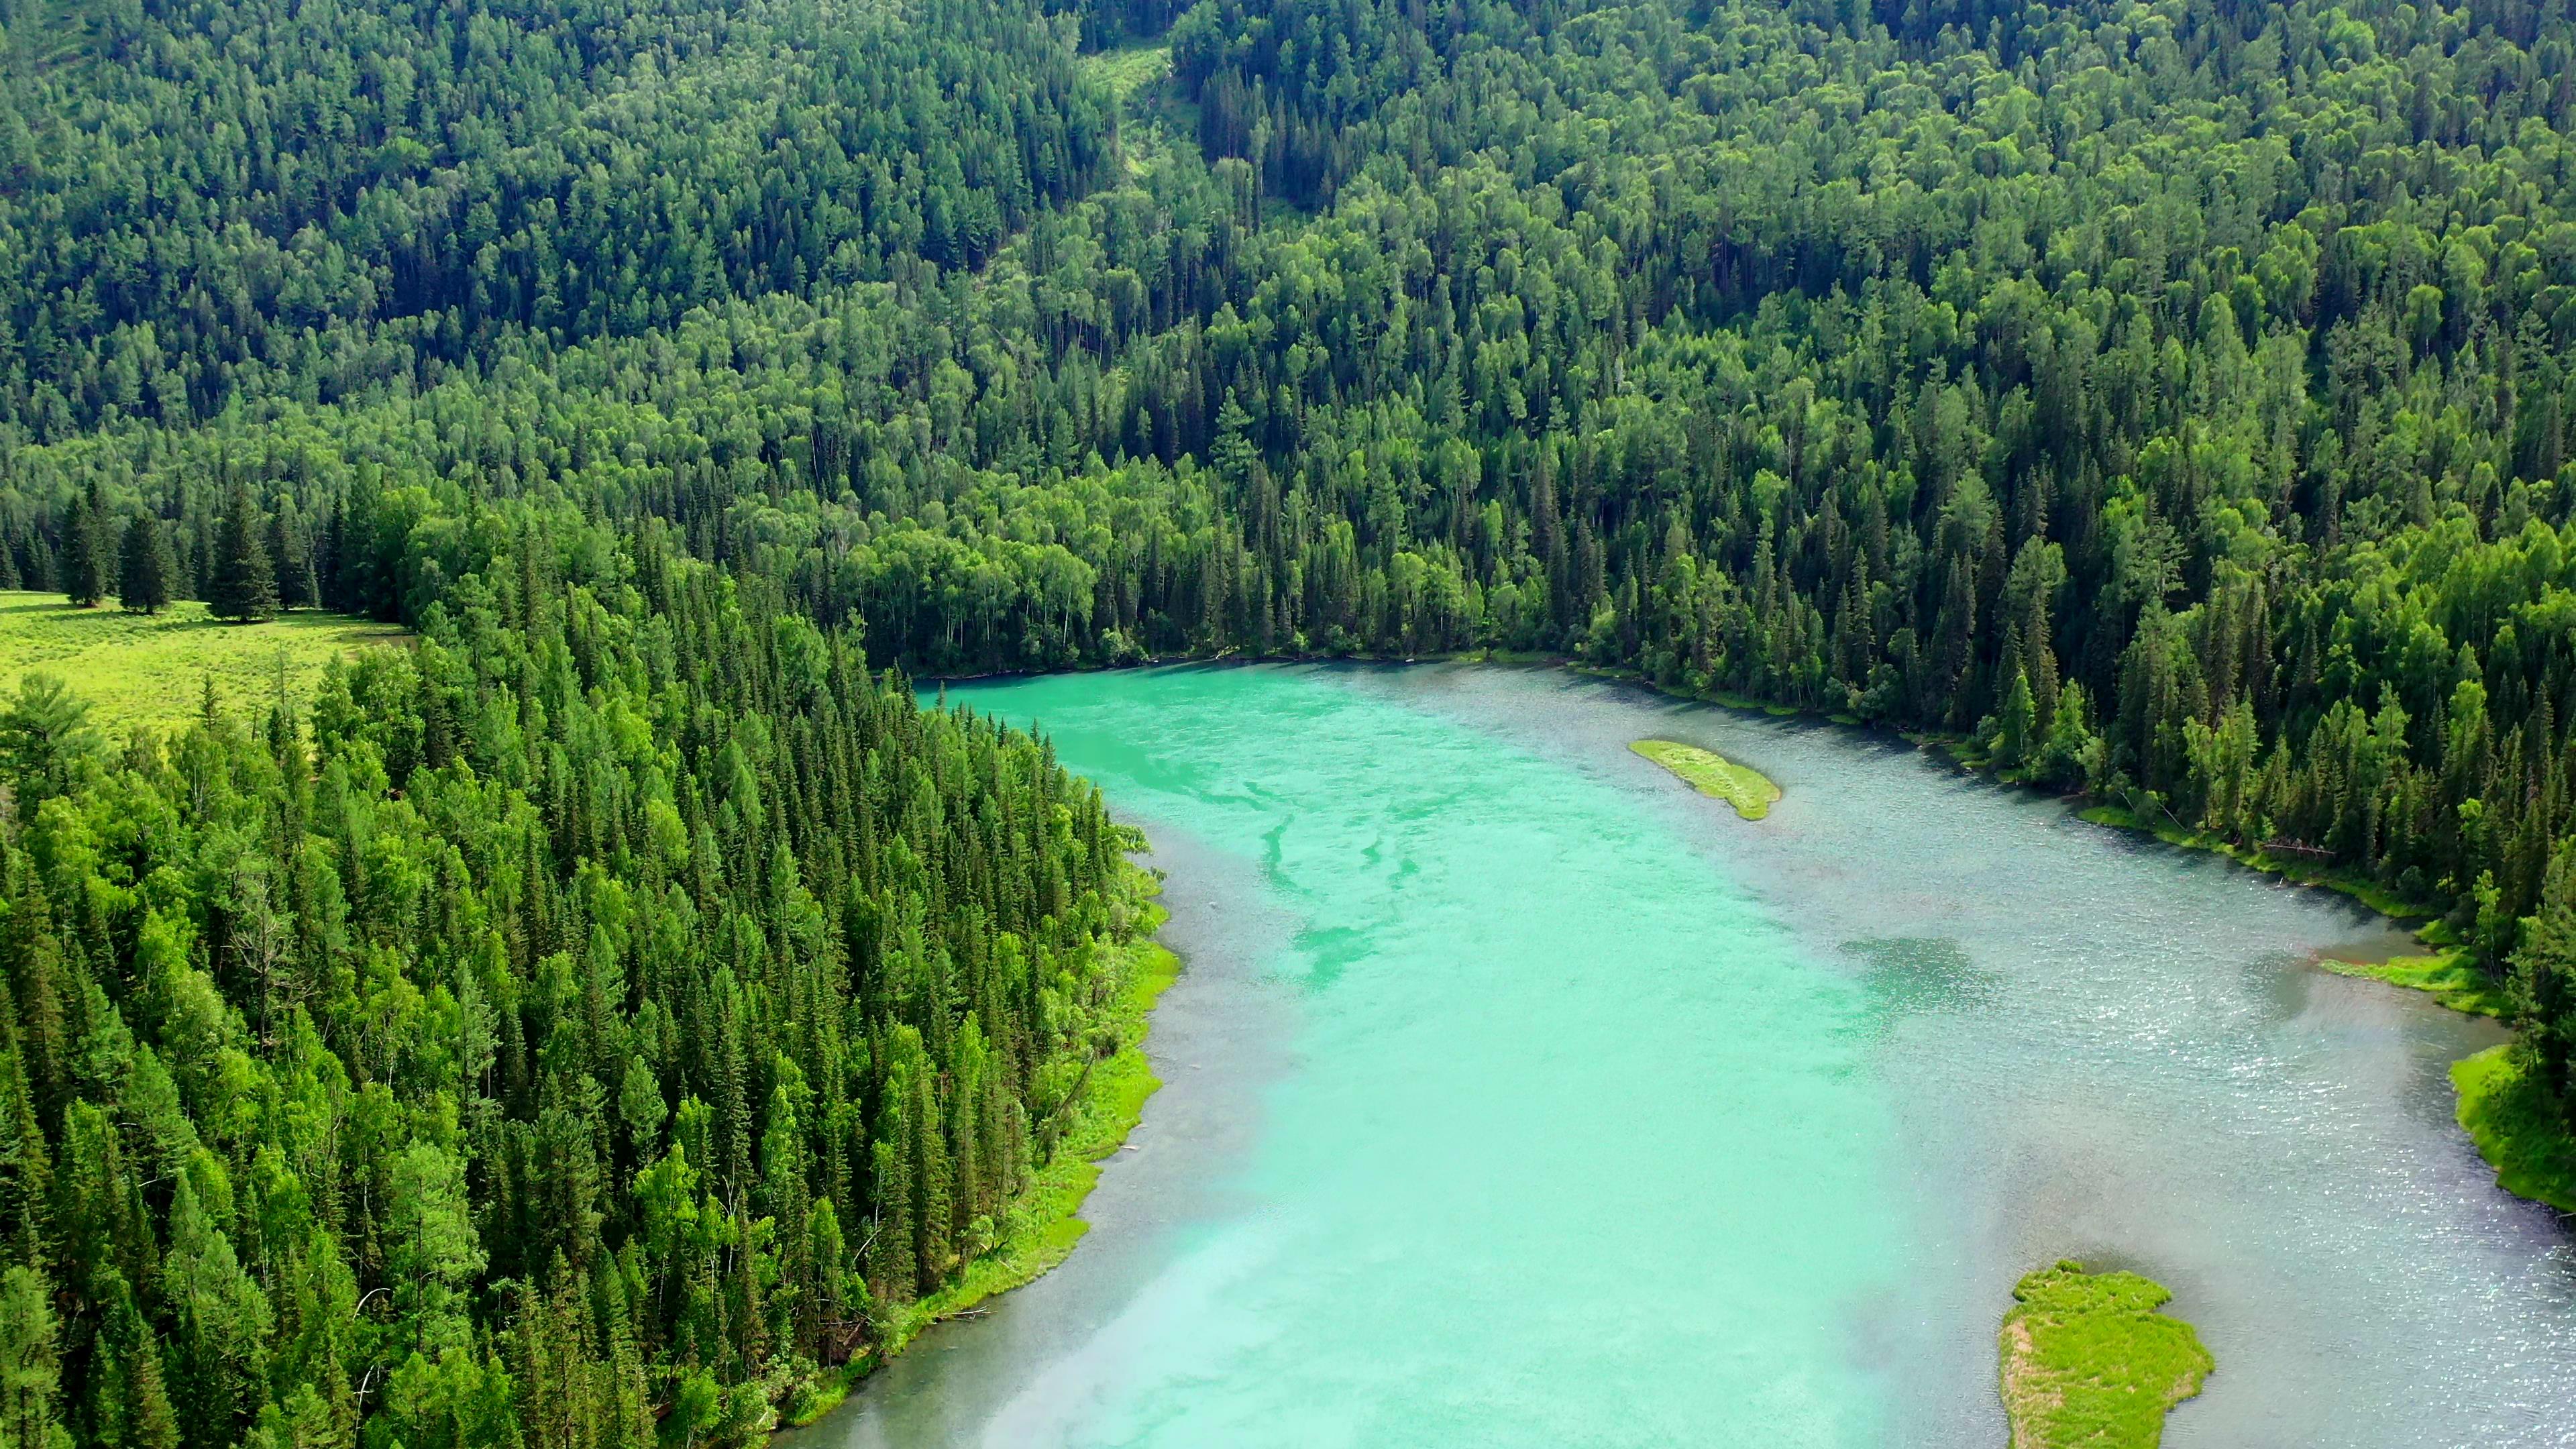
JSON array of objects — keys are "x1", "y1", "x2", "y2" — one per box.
[
  {"x1": 908, "y1": 658, "x2": 2556, "y2": 1437},
  {"x1": 1531, "y1": 658, "x2": 2576, "y2": 1221},
  {"x1": 939, "y1": 655, "x2": 2576, "y2": 1248},
  {"x1": 786, "y1": 871, "x2": 1184, "y2": 1429}
]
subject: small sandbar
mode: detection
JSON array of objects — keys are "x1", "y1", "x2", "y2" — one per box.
[{"x1": 1630, "y1": 739, "x2": 1780, "y2": 820}]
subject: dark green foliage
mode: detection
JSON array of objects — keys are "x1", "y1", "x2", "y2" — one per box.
[
  {"x1": 115, "y1": 519, "x2": 172, "y2": 616},
  {"x1": 204, "y1": 494, "x2": 274, "y2": 624},
  {"x1": 265, "y1": 513, "x2": 316, "y2": 612},
  {"x1": 26, "y1": 0, "x2": 2576, "y2": 1440},
  {"x1": 0, "y1": 476, "x2": 1147, "y2": 1449},
  {"x1": 0, "y1": 0, "x2": 1118, "y2": 435},
  {"x1": 58, "y1": 494, "x2": 105, "y2": 610}
]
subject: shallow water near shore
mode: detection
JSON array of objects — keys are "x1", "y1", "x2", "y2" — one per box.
[{"x1": 786, "y1": 663, "x2": 2576, "y2": 1447}]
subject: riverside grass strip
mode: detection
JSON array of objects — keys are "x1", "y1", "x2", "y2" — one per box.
[
  {"x1": 2453, "y1": 1046, "x2": 2576, "y2": 1216},
  {"x1": 789, "y1": 881, "x2": 1183, "y2": 1424}
]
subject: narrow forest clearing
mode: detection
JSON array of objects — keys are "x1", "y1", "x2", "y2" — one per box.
[
  {"x1": 1630, "y1": 739, "x2": 1780, "y2": 820},
  {"x1": 1080, "y1": 41, "x2": 1170, "y2": 100},
  {"x1": 0, "y1": 591, "x2": 407, "y2": 735}
]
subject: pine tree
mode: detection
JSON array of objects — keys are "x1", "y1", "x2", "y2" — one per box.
[
  {"x1": 268, "y1": 511, "x2": 318, "y2": 610},
  {"x1": 87, "y1": 1269, "x2": 179, "y2": 1449},
  {"x1": 115, "y1": 516, "x2": 173, "y2": 615},
  {"x1": 207, "y1": 490, "x2": 277, "y2": 623},
  {"x1": 0, "y1": 1266, "x2": 60, "y2": 1449},
  {"x1": 58, "y1": 491, "x2": 105, "y2": 608},
  {"x1": 1995, "y1": 668, "x2": 2037, "y2": 774}
]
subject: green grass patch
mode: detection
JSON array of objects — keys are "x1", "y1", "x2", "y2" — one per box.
[
  {"x1": 0, "y1": 592, "x2": 407, "y2": 738},
  {"x1": 851, "y1": 869, "x2": 1181, "y2": 1383},
  {"x1": 1081, "y1": 42, "x2": 1170, "y2": 101},
  {"x1": 1630, "y1": 739, "x2": 1780, "y2": 820},
  {"x1": 2000, "y1": 1261, "x2": 2212, "y2": 1449},
  {"x1": 2316, "y1": 950, "x2": 2510, "y2": 1018},
  {"x1": 2452, "y1": 1045, "x2": 2576, "y2": 1215}
]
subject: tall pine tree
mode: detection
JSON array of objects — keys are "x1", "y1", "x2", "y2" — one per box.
[
  {"x1": 206, "y1": 490, "x2": 276, "y2": 623},
  {"x1": 115, "y1": 517, "x2": 173, "y2": 615},
  {"x1": 58, "y1": 490, "x2": 105, "y2": 609},
  {"x1": 266, "y1": 511, "x2": 317, "y2": 610}
]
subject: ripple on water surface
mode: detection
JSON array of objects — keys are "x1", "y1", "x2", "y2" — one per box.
[{"x1": 790, "y1": 663, "x2": 2576, "y2": 1449}]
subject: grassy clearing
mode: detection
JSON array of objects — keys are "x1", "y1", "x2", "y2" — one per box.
[
  {"x1": 1629, "y1": 738, "x2": 1780, "y2": 820},
  {"x1": 2452, "y1": 1045, "x2": 2576, "y2": 1216},
  {"x1": 2000, "y1": 1262, "x2": 2213, "y2": 1449},
  {"x1": 0, "y1": 592, "x2": 407, "y2": 738},
  {"x1": 1081, "y1": 42, "x2": 1171, "y2": 101},
  {"x1": 792, "y1": 875, "x2": 1181, "y2": 1421}
]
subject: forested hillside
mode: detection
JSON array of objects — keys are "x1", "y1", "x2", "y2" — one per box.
[
  {"x1": 0, "y1": 487, "x2": 1160, "y2": 1449},
  {"x1": 22, "y1": 0, "x2": 2576, "y2": 1440}
]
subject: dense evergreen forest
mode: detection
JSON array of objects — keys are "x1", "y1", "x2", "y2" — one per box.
[
  {"x1": 0, "y1": 486, "x2": 1160, "y2": 1449},
  {"x1": 25, "y1": 0, "x2": 2576, "y2": 1439}
]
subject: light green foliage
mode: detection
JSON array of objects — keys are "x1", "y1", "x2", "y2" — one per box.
[
  {"x1": 2318, "y1": 951, "x2": 2510, "y2": 1018},
  {"x1": 0, "y1": 1267, "x2": 66, "y2": 1449},
  {"x1": 383, "y1": 1142, "x2": 485, "y2": 1357},
  {"x1": 1081, "y1": 43, "x2": 1171, "y2": 101},
  {"x1": 1999, "y1": 1263, "x2": 2213, "y2": 1449},
  {"x1": 0, "y1": 594, "x2": 404, "y2": 739},
  {"x1": 1631, "y1": 740, "x2": 1779, "y2": 820},
  {"x1": 2453, "y1": 1046, "x2": 2576, "y2": 1216}
]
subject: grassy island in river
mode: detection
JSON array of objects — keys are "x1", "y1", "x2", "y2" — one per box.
[
  {"x1": 2000, "y1": 1262, "x2": 2212, "y2": 1449},
  {"x1": 1630, "y1": 740, "x2": 1779, "y2": 820}
]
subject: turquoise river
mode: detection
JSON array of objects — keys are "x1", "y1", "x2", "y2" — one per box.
[{"x1": 777, "y1": 663, "x2": 2576, "y2": 1446}]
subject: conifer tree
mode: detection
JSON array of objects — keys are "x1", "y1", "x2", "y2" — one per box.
[
  {"x1": 206, "y1": 490, "x2": 277, "y2": 623},
  {"x1": 58, "y1": 491, "x2": 105, "y2": 608},
  {"x1": 115, "y1": 516, "x2": 173, "y2": 615},
  {"x1": 266, "y1": 511, "x2": 318, "y2": 610},
  {"x1": 0, "y1": 1266, "x2": 61, "y2": 1449}
]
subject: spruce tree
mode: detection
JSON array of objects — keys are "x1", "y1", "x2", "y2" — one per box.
[
  {"x1": 207, "y1": 490, "x2": 277, "y2": 623},
  {"x1": 117, "y1": 515, "x2": 174, "y2": 615},
  {"x1": 268, "y1": 510, "x2": 319, "y2": 610},
  {"x1": 0, "y1": 1264, "x2": 58, "y2": 1449},
  {"x1": 59, "y1": 490, "x2": 105, "y2": 608}
]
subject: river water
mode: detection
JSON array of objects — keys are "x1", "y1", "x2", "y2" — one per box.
[{"x1": 785, "y1": 663, "x2": 2576, "y2": 1446}]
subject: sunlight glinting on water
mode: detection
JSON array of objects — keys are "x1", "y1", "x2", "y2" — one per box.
[{"x1": 792, "y1": 663, "x2": 2574, "y2": 1448}]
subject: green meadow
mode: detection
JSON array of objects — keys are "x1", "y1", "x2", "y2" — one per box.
[{"x1": 0, "y1": 592, "x2": 407, "y2": 737}]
